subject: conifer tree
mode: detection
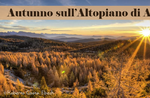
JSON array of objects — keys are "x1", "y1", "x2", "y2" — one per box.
[
  {"x1": 73, "y1": 78, "x2": 79, "y2": 87},
  {"x1": 47, "y1": 69, "x2": 55, "y2": 85},
  {"x1": 40, "y1": 76, "x2": 49, "y2": 92},
  {"x1": 38, "y1": 52, "x2": 44, "y2": 65},
  {"x1": 93, "y1": 70, "x2": 99, "y2": 83},
  {"x1": 22, "y1": 56, "x2": 28, "y2": 68},
  {"x1": 70, "y1": 71, "x2": 75, "y2": 86},
  {"x1": 88, "y1": 80, "x2": 93, "y2": 93},
  {"x1": 55, "y1": 88, "x2": 62, "y2": 97},
  {"x1": 0, "y1": 63, "x2": 4, "y2": 74},
  {"x1": 60, "y1": 74, "x2": 68, "y2": 86},
  {"x1": 73, "y1": 87, "x2": 79, "y2": 98},
  {"x1": 54, "y1": 70, "x2": 60, "y2": 87},
  {"x1": 80, "y1": 91, "x2": 86, "y2": 98},
  {"x1": 79, "y1": 72, "x2": 83, "y2": 83},
  {"x1": 16, "y1": 79, "x2": 24, "y2": 92},
  {"x1": 88, "y1": 72, "x2": 92, "y2": 81}
]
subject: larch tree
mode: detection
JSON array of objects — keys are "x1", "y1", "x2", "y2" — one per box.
[
  {"x1": 52, "y1": 66, "x2": 57, "y2": 75},
  {"x1": 45, "y1": 56, "x2": 51, "y2": 67},
  {"x1": 55, "y1": 88, "x2": 62, "y2": 97},
  {"x1": 73, "y1": 87, "x2": 79, "y2": 98},
  {"x1": 22, "y1": 56, "x2": 28, "y2": 68},
  {"x1": 88, "y1": 80, "x2": 93, "y2": 93},
  {"x1": 31, "y1": 63, "x2": 39, "y2": 76},
  {"x1": 54, "y1": 70, "x2": 60, "y2": 87},
  {"x1": 80, "y1": 91, "x2": 86, "y2": 98},
  {"x1": 3, "y1": 80, "x2": 9, "y2": 93},
  {"x1": 8, "y1": 81, "x2": 15, "y2": 92},
  {"x1": 40, "y1": 76, "x2": 49, "y2": 92},
  {"x1": 88, "y1": 72, "x2": 92, "y2": 81},
  {"x1": 70, "y1": 71, "x2": 75, "y2": 86},
  {"x1": 41, "y1": 64, "x2": 48, "y2": 76},
  {"x1": 38, "y1": 52, "x2": 44, "y2": 65},
  {"x1": 16, "y1": 79, "x2": 24, "y2": 92},
  {"x1": 47, "y1": 69, "x2": 55, "y2": 85},
  {"x1": 60, "y1": 74, "x2": 68, "y2": 86},
  {"x1": 79, "y1": 72, "x2": 83, "y2": 84},
  {"x1": 0, "y1": 63, "x2": 4, "y2": 74},
  {"x1": 73, "y1": 78, "x2": 79, "y2": 87},
  {"x1": 93, "y1": 70, "x2": 99, "y2": 83}
]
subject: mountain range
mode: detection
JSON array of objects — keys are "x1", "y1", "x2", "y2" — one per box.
[{"x1": 0, "y1": 31, "x2": 136, "y2": 42}]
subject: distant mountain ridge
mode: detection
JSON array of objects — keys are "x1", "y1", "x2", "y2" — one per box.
[
  {"x1": 0, "y1": 31, "x2": 46, "y2": 38},
  {"x1": 0, "y1": 31, "x2": 135, "y2": 42}
]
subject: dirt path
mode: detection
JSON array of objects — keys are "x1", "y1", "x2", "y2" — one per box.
[{"x1": 4, "y1": 69, "x2": 33, "y2": 89}]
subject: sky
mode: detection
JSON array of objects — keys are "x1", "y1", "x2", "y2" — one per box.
[{"x1": 0, "y1": 0, "x2": 150, "y2": 36}]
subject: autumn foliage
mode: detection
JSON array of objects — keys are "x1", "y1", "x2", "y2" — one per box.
[{"x1": 0, "y1": 51, "x2": 149, "y2": 97}]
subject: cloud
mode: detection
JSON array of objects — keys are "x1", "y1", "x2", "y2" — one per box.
[
  {"x1": 1, "y1": 20, "x2": 146, "y2": 35},
  {"x1": 85, "y1": 0, "x2": 91, "y2": 5},
  {"x1": 0, "y1": 22, "x2": 51, "y2": 31},
  {"x1": 58, "y1": 0, "x2": 75, "y2": 5},
  {"x1": 81, "y1": 22, "x2": 136, "y2": 29},
  {"x1": 59, "y1": 21, "x2": 141, "y2": 30},
  {"x1": 2, "y1": 20, "x2": 19, "y2": 25},
  {"x1": 41, "y1": 28, "x2": 50, "y2": 30},
  {"x1": 135, "y1": 20, "x2": 150, "y2": 27},
  {"x1": 51, "y1": 30, "x2": 72, "y2": 32},
  {"x1": 0, "y1": 25, "x2": 30, "y2": 30},
  {"x1": 16, "y1": 0, "x2": 41, "y2": 5},
  {"x1": 12, "y1": 26, "x2": 30, "y2": 30},
  {"x1": 0, "y1": 25, "x2": 12, "y2": 30},
  {"x1": 34, "y1": 20, "x2": 44, "y2": 22},
  {"x1": 33, "y1": 28, "x2": 50, "y2": 31}
]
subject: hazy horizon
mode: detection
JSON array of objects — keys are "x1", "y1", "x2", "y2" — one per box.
[
  {"x1": 0, "y1": 0, "x2": 150, "y2": 36},
  {"x1": 0, "y1": 20, "x2": 149, "y2": 36}
]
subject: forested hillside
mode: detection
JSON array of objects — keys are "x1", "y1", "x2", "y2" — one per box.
[{"x1": 0, "y1": 36, "x2": 150, "y2": 98}]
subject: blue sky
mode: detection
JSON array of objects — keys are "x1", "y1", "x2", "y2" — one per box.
[
  {"x1": 0, "y1": 0, "x2": 150, "y2": 36},
  {"x1": 1, "y1": 0, "x2": 150, "y2": 6}
]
